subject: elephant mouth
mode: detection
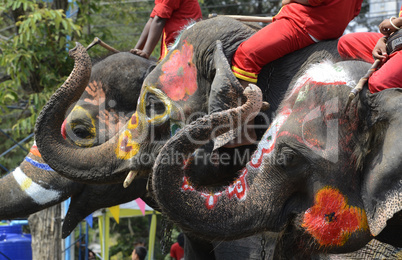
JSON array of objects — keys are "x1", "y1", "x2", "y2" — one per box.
[
  {"x1": 122, "y1": 140, "x2": 165, "y2": 187},
  {"x1": 123, "y1": 169, "x2": 152, "y2": 188}
]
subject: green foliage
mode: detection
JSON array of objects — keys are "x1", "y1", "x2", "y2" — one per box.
[
  {"x1": 108, "y1": 215, "x2": 169, "y2": 260},
  {"x1": 0, "y1": 0, "x2": 83, "y2": 174},
  {"x1": 0, "y1": 0, "x2": 157, "y2": 174},
  {"x1": 80, "y1": 0, "x2": 155, "y2": 54}
]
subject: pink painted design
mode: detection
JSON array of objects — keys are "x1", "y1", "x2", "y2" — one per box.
[
  {"x1": 120, "y1": 134, "x2": 133, "y2": 153},
  {"x1": 84, "y1": 81, "x2": 105, "y2": 106},
  {"x1": 283, "y1": 76, "x2": 311, "y2": 103},
  {"x1": 181, "y1": 168, "x2": 249, "y2": 209},
  {"x1": 277, "y1": 131, "x2": 325, "y2": 151},
  {"x1": 302, "y1": 187, "x2": 368, "y2": 247},
  {"x1": 160, "y1": 41, "x2": 198, "y2": 101},
  {"x1": 61, "y1": 119, "x2": 67, "y2": 140}
]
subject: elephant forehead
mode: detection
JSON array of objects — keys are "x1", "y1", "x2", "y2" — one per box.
[
  {"x1": 302, "y1": 60, "x2": 356, "y2": 87},
  {"x1": 81, "y1": 80, "x2": 106, "y2": 106},
  {"x1": 146, "y1": 40, "x2": 198, "y2": 102}
]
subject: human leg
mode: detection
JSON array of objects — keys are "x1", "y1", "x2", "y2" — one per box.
[
  {"x1": 337, "y1": 32, "x2": 382, "y2": 63},
  {"x1": 368, "y1": 50, "x2": 402, "y2": 93},
  {"x1": 232, "y1": 18, "x2": 315, "y2": 84},
  {"x1": 227, "y1": 19, "x2": 314, "y2": 147}
]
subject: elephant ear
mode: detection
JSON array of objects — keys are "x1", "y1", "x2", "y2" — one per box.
[
  {"x1": 208, "y1": 40, "x2": 245, "y2": 149},
  {"x1": 361, "y1": 88, "x2": 402, "y2": 238}
]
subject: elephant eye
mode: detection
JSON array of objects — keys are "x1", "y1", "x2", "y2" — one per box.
[
  {"x1": 275, "y1": 148, "x2": 297, "y2": 169},
  {"x1": 72, "y1": 125, "x2": 92, "y2": 139},
  {"x1": 145, "y1": 94, "x2": 166, "y2": 117}
]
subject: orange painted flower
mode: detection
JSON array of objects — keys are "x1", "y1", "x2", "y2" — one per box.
[
  {"x1": 160, "y1": 40, "x2": 198, "y2": 101},
  {"x1": 302, "y1": 187, "x2": 368, "y2": 247}
]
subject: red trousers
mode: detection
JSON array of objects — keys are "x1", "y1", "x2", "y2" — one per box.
[
  {"x1": 338, "y1": 32, "x2": 402, "y2": 93},
  {"x1": 231, "y1": 18, "x2": 315, "y2": 83}
]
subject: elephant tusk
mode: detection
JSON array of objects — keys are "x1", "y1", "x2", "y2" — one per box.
[{"x1": 123, "y1": 170, "x2": 138, "y2": 188}]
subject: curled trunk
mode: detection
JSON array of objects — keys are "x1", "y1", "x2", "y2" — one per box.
[
  {"x1": 152, "y1": 85, "x2": 281, "y2": 240},
  {"x1": 35, "y1": 43, "x2": 124, "y2": 183}
]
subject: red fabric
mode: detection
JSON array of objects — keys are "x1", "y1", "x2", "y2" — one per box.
[
  {"x1": 232, "y1": 0, "x2": 363, "y2": 81},
  {"x1": 308, "y1": 0, "x2": 325, "y2": 7},
  {"x1": 338, "y1": 6, "x2": 402, "y2": 93},
  {"x1": 232, "y1": 18, "x2": 315, "y2": 81},
  {"x1": 274, "y1": 0, "x2": 363, "y2": 41},
  {"x1": 337, "y1": 32, "x2": 381, "y2": 63},
  {"x1": 151, "y1": 0, "x2": 202, "y2": 59},
  {"x1": 170, "y1": 242, "x2": 184, "y2": 260},
  {"x1": 369, "y1": 50, "x2": 402, "y2": 93}
]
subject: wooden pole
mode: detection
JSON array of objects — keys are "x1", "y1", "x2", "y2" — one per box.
[
  {"x1": 345, "y1": 59, "x2": 381, "y2": 112},
  {"x1": 208, "y1": 13, "x2": 273, "y2": 23},
  {"x1": 86, "y1": 37, "x2": 120, "y2": 53}
]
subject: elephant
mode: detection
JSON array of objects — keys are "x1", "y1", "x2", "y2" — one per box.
[
  {"x1": 151, "y1": 57, "x2": 402, "y2": 257},
  {"x1": 33, "y1": 17, "x2": 402, "y2": 257},
  {"x1": 34, "y1": 17, "x2": 341, "y2": 185},
  {"x1": 0, "y1": 51, "x2": 156, "y2": 237},
  {"x1": 1, "y1": 46, "x2": 277, "y2": 259}
]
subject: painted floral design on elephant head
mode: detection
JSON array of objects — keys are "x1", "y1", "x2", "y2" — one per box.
[
  {"x1": 115, "y1": 112, "x2": 141, "y2": 160},
  {"x1": 302, "y1": 187, "x2": 368, "y2": 247},
  {"x1": 160, "y1": 40, "x2": 198, "y2": 101}
]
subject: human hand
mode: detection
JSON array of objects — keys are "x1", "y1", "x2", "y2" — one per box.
[
  {"x1": 130, "y1": 48, "x2": 150, "y2": 59},
  {"x1": 379, "y1": 17, "x2": 400, "y2": 36},
  {"x1": 372, "y1": 36, "x2": 388, "y2": 61}
]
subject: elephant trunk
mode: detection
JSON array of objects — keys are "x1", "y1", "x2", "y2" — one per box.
[
  {"x1": 0, "y1": 151, "x2": 81, "y2": 220},
  {"x1": 153, "y1": 85, "x2": 280, "y2": 240},
  {"x1": 35, "y1": 43, "x2": 123, "y2": 183}
]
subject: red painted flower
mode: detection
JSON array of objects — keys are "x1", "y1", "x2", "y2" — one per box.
[
  {"x1": 160, "y1": 40, "x2": 198, "y2": 101},
  {"x1": 302, "y1": 187, "x2": 368, "y2": 247}
]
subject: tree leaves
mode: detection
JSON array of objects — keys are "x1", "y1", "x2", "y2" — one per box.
[{"x1": 0, "y1": 0, "x2": 81, "y2": 173}]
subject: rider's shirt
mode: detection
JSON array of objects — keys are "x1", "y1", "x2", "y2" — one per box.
[{"x1": 151, "y1": 0, "x2": 202, "y2": 59}]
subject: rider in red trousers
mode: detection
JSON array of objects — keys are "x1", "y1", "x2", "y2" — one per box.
[
  {"x1": 231, "y1": 0, "x2": 363, "y2": 84},
  {"x1": 338, "y1": 6, "x2": 402, "y2": 93},
  {"x1": 228, "y1": 0, "x2": 363, "y2": 147}
]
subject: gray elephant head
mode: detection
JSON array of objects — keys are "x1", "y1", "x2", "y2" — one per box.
[
  {"x1": 0, "y1": 50, "x2": 155, "y2": 237},
  {"x1": 151, "y1": 59, "x2": 402, "y2": 256}
]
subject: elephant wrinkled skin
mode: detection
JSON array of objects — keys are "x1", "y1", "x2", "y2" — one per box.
[
  {"x1": 33, "y1": 17, "x2": 402, "y2": 257},
  {"x1": 2, "y1": 47, "x2": 277, "y2": 259},
  {"x1": 35, "y1": 17, "x2": 341, "y2": 186},
  {"x1": 152, "y1": 59, "x2": 402, "y2": 257}
]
